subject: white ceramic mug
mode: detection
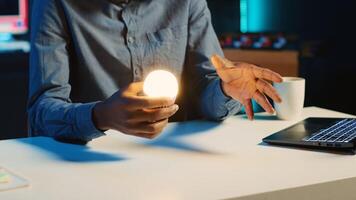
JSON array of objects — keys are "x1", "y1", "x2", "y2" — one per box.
[{"x1": 273, "y1": 77, "x2": 305, "y2": 120}]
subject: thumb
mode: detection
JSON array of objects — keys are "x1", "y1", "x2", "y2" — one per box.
[
  {"x1": 210, "y1": 54, "x2": 234, "y2": 70},
  {"x1": 126, "y1": 81, "x2": 144, "y2": 95}
]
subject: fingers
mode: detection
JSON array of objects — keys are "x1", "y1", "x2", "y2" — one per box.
[
  {"x1": 210, "y1": 54, "x2": 224, "y2": 70},
  {"x1": 128, "y1": 119, "x2": 169, "y2": 139},
  {"x1": 125, "y1": 82, "x2": 144, "y2": 95},
  {"x1": 253, "y1": 91, "x2": 275, "y2": 114},
  {"x1": 210, "y1": 54, "x2": 234, "y2": 70},
  {"x1": 122, "y1": 105, "x2": 178, "y2": 139},
  {"x1": 256, "y1": 79, "x2": 282, "y2": 103},
  {"x1": 211, "y1": 54, "x2": 283, "y2": 83},
  {"x1": 128, "y1": 104, "x2": 179, "y2": 123},
  {"x1": 252, "y1": 66, "x2": 283, "y2": 83},
  {"x1": 125, "y1": 96, "x2": 175, "y2": 110},
  {"x1": 122, "y1": 82, "x2": 175, "y2": 110},
  {"x1": 243, "y1": 99, "x2": 254, "y2": 120},
  {"x1": 211, "y1": 55, "x2": 243, "y2": 83}
]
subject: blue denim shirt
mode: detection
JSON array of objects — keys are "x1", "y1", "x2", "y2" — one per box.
[{"x1": 28, "y1": 0, "x2": 241, "y2": 142}]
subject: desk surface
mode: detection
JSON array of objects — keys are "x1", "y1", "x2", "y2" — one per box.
[{"x1": 0, "y1": 107, "x2": 355, "y2": 200}]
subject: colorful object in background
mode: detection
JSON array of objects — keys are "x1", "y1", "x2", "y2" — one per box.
[
  {"x1": 253, "y1": 35, "x2": 272, "y2": 49},
  {"x1": 224, "y1": 35, "x2": 233, "y2": 47},
  {"x1": 240, "y1": 35, "x2": 254, "y2": 48},
  {"x1": 0, "y1": 0, "x2": 28, "y2": 34},
  {"x1": 143, "y1": 70, "x2": 179, "y2": 98},
  {"x1": 0, "y1": 167, "x2": 30, "y2": 191},
  {"x1": 0, "y1": 0, "x2": 30, "y2": 52},
  {"x1": 273, "y1": 34, "x2": 288, "y2": 49},
  {"x1": 218, "y1": 33, "x2": 291, "y2": 50},
  {"x1": 0, "y1": 169, "x2": 10, "y2": 184}
]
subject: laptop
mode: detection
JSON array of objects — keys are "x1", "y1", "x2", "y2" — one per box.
[{"x1": 263, "y1": 118, "x2": 356, "y2": 154}]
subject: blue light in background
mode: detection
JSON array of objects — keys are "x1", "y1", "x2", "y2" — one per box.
[
  {"x1": 0, "y1": 33, "x2": 13, "y2": 42},
  {"x1": 240, "y1": 0, "x2": 273, "y2": 33},
  {"x1": 240, "y1": 0, "x2": 248, "y2": 33}
]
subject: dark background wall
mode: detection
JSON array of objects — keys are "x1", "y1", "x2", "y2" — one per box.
[
  {"x1": 0, "y1": 52, "x2": 28, "y2": 140},
  {"x1": 207, "y1": 0, "x2": 240, "y2": 35},
  {"x1": 298, "y1": 0, "x2": 356, "y2": 115},
  {"x1": 0, "y1": 2, "x2": 30, "y2": 140}
]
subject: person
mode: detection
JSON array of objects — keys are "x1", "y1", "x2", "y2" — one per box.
[{"x1": 28, "y1": 0, "x2": 283, "y2": 143}]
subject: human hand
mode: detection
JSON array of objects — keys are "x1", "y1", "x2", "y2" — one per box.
[
  {"x1": 211, "y1": 54, "x2": 283, "y2": 120},
  {"x1": 93, "y1": 82, "x2": 179, "y2": 139}
]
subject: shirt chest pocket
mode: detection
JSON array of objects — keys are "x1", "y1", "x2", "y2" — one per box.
[{"x1": 140, "y1": 25, "x2": 188, "y2": 77}]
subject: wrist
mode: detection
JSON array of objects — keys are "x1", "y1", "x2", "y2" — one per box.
[
  {"x1": 92, "y1": 102, "x2": 111, "y2": 131},
  {"x1": 219, "y1": 79, "x2": 232, "y2": 99}
]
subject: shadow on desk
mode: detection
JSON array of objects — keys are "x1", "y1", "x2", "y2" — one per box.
[
  {"x1": 242, "y1": 115, "x2": 279, "y2": 121},
  {"x1": 17, "y1": 137, "x2": 127, "y2": 163},
  {"x1": 141, "y1": 120, "x2": 221, "y2": 154}
]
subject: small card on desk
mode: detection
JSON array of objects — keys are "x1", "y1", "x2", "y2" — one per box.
[{"x1": 0, "y1": 166, "x2": 29, "y2": 192}]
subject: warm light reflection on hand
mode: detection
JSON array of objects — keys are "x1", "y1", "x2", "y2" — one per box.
[{"x1": 211, "y1": 54, "x2": 283, "y2": 120}]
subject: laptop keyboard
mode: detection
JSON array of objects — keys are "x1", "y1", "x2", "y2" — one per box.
[{"x1": 303, "y1": 119, "x2": 356, "y2": 143}]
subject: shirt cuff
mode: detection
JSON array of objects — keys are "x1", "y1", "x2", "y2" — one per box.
[{"x1": 75, "y1": 102, "x2": 106, "y2": 141}]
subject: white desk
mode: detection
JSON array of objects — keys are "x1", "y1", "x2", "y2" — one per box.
[{"x1": 0, "y1": 107, "x2": 355, "y2": 200}]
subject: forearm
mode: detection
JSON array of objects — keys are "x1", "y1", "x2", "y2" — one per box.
[
  {"x1": 200, "y1": 78, "x2": 242, "y2": 121},
  {"x1": 28, "y1": 97, "x2": 105, "y2": 142},
  {"x1": 28, "y1": 0, "x2": 105, "y2": 142}
]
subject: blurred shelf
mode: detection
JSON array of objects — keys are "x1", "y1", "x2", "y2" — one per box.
[{"x1": 223, "y1": 49, "x2": 299, "y2": 77}]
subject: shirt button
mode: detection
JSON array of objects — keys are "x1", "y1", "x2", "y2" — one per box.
[
  {"x1": 134, "y1": 68, "x2": 139, "y2": 75},
  {"x1": 128, "y1": 36, "x2": 135, "y2": 44}
]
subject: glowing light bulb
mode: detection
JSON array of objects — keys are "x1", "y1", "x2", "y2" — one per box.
[{"x1": 143, "y1": 70, "x2": 178, "y2": 98}]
